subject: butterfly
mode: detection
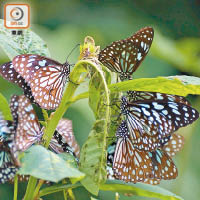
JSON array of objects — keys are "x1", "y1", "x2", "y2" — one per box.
[
  {"x1": 0, "y1": 54, "x2": 71, "y2": 109},
  {"x1": 120, "y1": 92, "x2": 199, "y2": 151},
  {"x1": 99, "y1": 27, "x2": 154, "y2": 81},
  {"x1": 51, "y1": 119, "x2": 80, "y2": 158},
  {"x1": 107, "y1": 132, "x2": 184, "y2": 185},
  {"x1": 0, "y1": 114, "x2": 19, "y2": 183},
  {"x1": 10, "y1": 95, "x2": 79, "y2": 159},
  {"x1": 107, "y1": 120, "x2": 180, "y2": 184}
]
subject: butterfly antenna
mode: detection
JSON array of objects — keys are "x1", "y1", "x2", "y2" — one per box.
[{"x1": 66, "y1": 44, "x2": 80, "y2": 63}]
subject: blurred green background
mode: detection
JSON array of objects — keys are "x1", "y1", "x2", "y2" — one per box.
[{"x1": 0, "y1": 0, "x2": 200, "y2": 199}]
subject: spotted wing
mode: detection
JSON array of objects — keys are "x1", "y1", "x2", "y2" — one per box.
[
  {"x1": 12, "y1": 54, "x2": 70, "y2": 109},
  {"x1": 124, "y1": 97, "x2": 199, "y2": 150},
  {"x1": 54, "y1": 119, "x2": 80, "y2": 157},
  {"x1": 162, "y1": 134, "x2": 184, "y2": 157},
  {"x1": 0, "y1": 114, "x2": 13, "y2": 143},
  {"x1": 0, "y1": 62, "x2": 35, "y2": 103},
  {"x1": 10, "y1": 95, "x2": 42, "y2": 151},
  {"x1": 0, "y1": 144, "x2": 18, "y2": 183},
  {"x1": 143, "y1": 178, "x2": 160, "y2": 185},
  {"x1": 127, "y1": 91, "x2": 191, "y2": 106},
  {"x1": 99, "y1": 27, "x2": 154, "y2": 80},
  {"x1": 148, "y1": 149, "x2": 178, "y2": 180},
  {"x1": 113, "y1": 137, "x2": 153, "y2": 183},
  {"x1": 0, "y1": 163, "x2": 18, "y2": 183}
]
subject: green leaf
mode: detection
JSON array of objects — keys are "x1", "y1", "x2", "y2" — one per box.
[
  {"x1": 0, "y1": 93, "x2": 12, "y2": 120},
  {"x1": 78, "y1": 51, "x2": 110, "y2": 195},
  {"x1": 89, "y1": 71, "x2": 102, "y2": 118},
  {"x1": 18, "y1": 145, "x2": 85, "y2": 182},
  {"x1": 58, "y1": 153, "x2": 82, "y2": 184},
  {"x1": 80, "y1": 120, "x2": 107, "y2": 195},
  {"x1": 0, "y1": 19, "x2": 50, "y2": 59},
  {"x1": 109, "y1": 75, "x2": 200, "y2": 96},
  {"x1": 100, "y1": 180, "x2": 183, "y2": 200}
]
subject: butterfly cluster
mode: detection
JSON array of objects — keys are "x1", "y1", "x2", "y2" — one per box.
[
  {"x1": 98, "y1": 27, "x2": 199, "y2": 184},
  {"x1": 0, "y1": 26, "x2": 199, "y2": 186},
  {"x1": 0, "y1": 95, "x2": 80, "y2": 183}
]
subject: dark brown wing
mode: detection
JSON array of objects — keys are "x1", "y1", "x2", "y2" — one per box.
[{"x1": 99, "y1": 27, "x2": 154, "y2": 80}]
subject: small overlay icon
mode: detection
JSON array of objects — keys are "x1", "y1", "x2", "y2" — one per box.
[{"x1": 4, "y1": 4, "x2": 30, "y2": 29}]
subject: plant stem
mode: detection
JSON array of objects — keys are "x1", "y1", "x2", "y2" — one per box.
[
  {"x1": 39, "y1": 183, "x2": 81, "y2": 197},
  {"x1": 115, "y1": 192, "x2": 119, "y2": 200},
  {"x1": 62, "y1": 179, "x2": 68, "y2": 200},
  {"x1": 23, "y1": 176, "x2": 38, "y2": 200},
  {"x1": 33, "y1": 180, "x2": 44, "y2": 200},
  {"x1": 67, "y1": 188, "x2": 76, "y2": 200},
  {"x1": 13, "y1": 175, "x2": 18, "y2": 200},
  {"x1": 63, "y1": 190, "x2": 67, "y2": 200}
]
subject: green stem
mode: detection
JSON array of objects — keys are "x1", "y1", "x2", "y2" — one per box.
[
  {"x1": 13, "y1": 175, "x2": 18, "y2": 200},
  {"x1": 33, "y1": 180, "x2": 44, "y2": 200},
  {"x1": 42, "y1": 109, "x2": 49, "y2": 122},
  {"x1": 62, "y1": 179, "x2": 68, "y2": 200},
  {"x1": 63, "y1": 190, "x2": 67, "y2": 200},
  {"x1": 70, "y1": 91, "x2": 89, "y2": 103},
  {"x1": 23, "y1": 176, "x2": 38, "y2": 200},
  {"x1": 39, "y1": 183, "x2": 81, "y2": 197},
  {"x1": 67, "y1": 188, "x2": 76, "y2": 200},
  {"x1": 115, "y1": 192, "x2": 119, "y2": 200}
]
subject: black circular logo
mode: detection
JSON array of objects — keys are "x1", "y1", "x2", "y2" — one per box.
[{"x1": 10, "y1": 7, "x2": 24, "y2": 21}]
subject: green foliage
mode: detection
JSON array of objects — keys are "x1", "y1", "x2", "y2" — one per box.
[
  {"x1": 100, "y1": 181, "x2": 183, "y2": 200},
  {"x1": 0, "y1": 93, "x2": 12, "y2": 120},
  {"x1": 0, "y1": 19, "x2": 50, "y2": 59},
  {"x1": 18, "y1": 145, "x2": 84, "y2": 182},
  {"x1": 80, "y1": 120, "x2": 107, "y2": 195},
  {"x1": 80, "y1": 55, "x2": 110, "y2": 195},
  {"x1": 109, "y1": 76, "x2": 200, "y2": 96}
]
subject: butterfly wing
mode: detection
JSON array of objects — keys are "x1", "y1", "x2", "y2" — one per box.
[
  {"x1": 50, "y1": 119, "x2": 80, "y2": 157},
  {"x1": 122, "y1": 96, "x2": 199, "y2": 151},
  {"x1": 0, "y1": 143, "x2": 18, "y2": 183},
  {"x1": 12, "y1": 54, "x2": 70, "y2": 109},
  {"x1": 127, "y1": 91, "x2": 191, "y2": 106},
  {"x1": 0, "y1": 62, "x2": 36, "y2": 104},
  {"x1": 162, "y1": 133, "x2": 184, "y2": 157},
  {"x1": 0, "y1": 114, "x2": 13, "y2": 143},
  {"x1": 113, "y1": 137, "x2": 153, "y2": 183},
  {"x1": 148, "y1": 149, "x2": 178, "y2": 180},
  {"x1": 10, "y1": 95, "x2": 42, "y2": 151},
  {"x1": 57, "y1": 119, "x2": 80, "y2": 156},
  {"x1": 0, "y1": 163, "x2": 18, "y2": 183},
  {"x1": 99, "y1": 27, "x2": 154, "y2": 80}
]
